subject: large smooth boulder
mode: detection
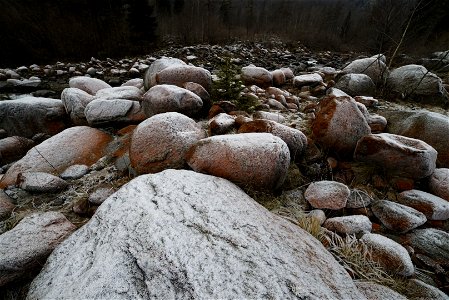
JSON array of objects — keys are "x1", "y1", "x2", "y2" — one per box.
[
  {"x1": 61, "y1": 87, "x2": 94, "y2": 125},
  {"x1": 241, "y1": 66, "x2": 273, "y2": 88},
  {"x1": 0, "y1": 126, "x2": 112, "y2": 188},
  {"x1": 312, "y1": 96, "x2": 371, "y2": 156},
  {"x1": 0, "y1": 136, "x2": 34, "y2": 165},
  {"x1": 380, "y1": 110, "x2": 449, "y2": 168},
  {"x1": 360, "y1": 233, "x2": 414, "y2": 277},
  {"x1": 386, "y1": 65, "x2": 448, "y2": 102},
  {"x1": 142, "y1": 84, "x2": 203, "y2": 118},
  {"x1": 186, "y1": 133, "x2": 290, "y2": 191},
  {"x1": 407, "y1": 228, "x2": 449, "y2": 263},
  {"x1": 397, "y1": 189, "x2": 449, "y2": 220},
  {"x1": 371, "y1": 200, "x2": 427, "y2": 233},
  {"x1": 26, "y1": 170, "x2": 364, "y2": 299},
  {"x1": 94, "y1": 86, "x2": 143, "y2": 101},
  {"x1": 354, "y1": 133, "x2": 437, "y2": 179},
  {"x1": 84, "y1": 99, "x2": 145, "y2": 126},
  {"x1": 342, "y1": 57, "x2": 387, "y2": 83},
  {"x1": 144, "y1": 57, "x2": 186, "y2": 90},
  {"x1": 130, "y1": 112, "x2": 206, "y2": 174},
  {"x1": 0, "y1": 97, "x2": 67, "y2": 138},
  {"x1": 69, "y1": 76, "x2": 111, "y2": 95},
  {"x1": 335, "y1": 73, "x2": 375, "y2": 96},
  {"x1": 0, "y1": 212, "x2": 75, "y2": 286},
  {"x1": 429, "y1": 168, "x2": 449, "y2": 201},
  {"x1": 155, "y1": 65, "x2": 212, "y2": 91},
  {"x1": 238, "y1": 119, "x2": 307, "y2": 161}
]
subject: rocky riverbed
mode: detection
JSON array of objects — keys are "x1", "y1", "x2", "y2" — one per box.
[{"x1": 0, "y1": 41, "x2": 449, "y2": 299}]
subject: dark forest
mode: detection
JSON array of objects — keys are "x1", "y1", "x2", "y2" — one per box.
[{"x1": 1, "y1": 0, "x2": 448, "y2": 66}]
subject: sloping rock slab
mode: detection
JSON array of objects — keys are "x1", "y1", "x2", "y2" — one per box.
[
  {"x1": 355, "y1": 281, "x2": 407, "y2": 300},
  {"x1": 27, "y1": 170, "x2": 364, "y2": 300},
  {"x1": 0, "y1": 127, "x2": 112, "y2": 188},
  {"x1": 0, "y1": 212, "x2": 75, "y2": 286}
]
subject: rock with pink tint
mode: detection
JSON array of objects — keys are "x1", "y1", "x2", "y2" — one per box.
[
  {"x1": 305, "y1": 181, "x2": 350, "y2": 210},
  {"x1": 397, "y1": 189, "x2": 449, "y2": 220},
  {"x1": 323, "y1": 215, "x2": 372, "y2": 235},
  {"x1": 271, "y1": 70, "x2": 286, "y2": 86},
  {"x1": 293, "y1": 73, "x2": 323, "y2": 87},
  {"x1": 371, "y1": 200, "x2": 426, "y2": 233},
  {"x1": 61, "y1": 87, "x2": 94, "y2": 125},
  {"x1": 143, "y1": 57, "x2": 186, "y2": 90},
  {"x1": 69, "y1": 76, "x2": 111, "y2": 95},
  {"x1": 429, "y1": 168, "x2": 449, "y2": 201},
  {"x1": 354, "y1": 133, "x2": 437, "y2": 179},
  {"x1": 241, "y1": 66, "x2": 273, "y2": 88},
  {"x1": 208, "y1": 113, "x2": 236, "y2": 135},
  {"x1": 156, "y1": 65, "x2": 212, "y2": 91}
]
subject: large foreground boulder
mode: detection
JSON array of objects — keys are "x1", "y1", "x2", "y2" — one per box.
[
  {"x1": 0, "y1": 97, "x2": 67, "y2": 138},
  {"x1": 27, "y1": 170, "x2": 364, "y2": 299},
  {"x1": 186, "y1": 133, "x2": 290, "y2": 190},
  {"x1": 0, "y1": 212, "x2": 75, "y2": 286},
  {"x1": 0, "y1": 126, "x2": 112, "y2": 188}
]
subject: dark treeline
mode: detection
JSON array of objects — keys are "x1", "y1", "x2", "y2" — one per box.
[{"x1": 1, "y1": 0, "x2": 448, "y2": 67}]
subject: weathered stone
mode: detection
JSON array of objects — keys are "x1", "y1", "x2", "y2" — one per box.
[
  {"x1": 187, "y1": 133, "x2": 290, "y2": 191},
  {"x1": 312, "y1": 96, "x2": 371, "y2": 156},
  {"x1": 371, "y1": 200, "x2": 427, "y2": 233},
  {"x1": 381, "y1": 110, "x2": 449, "y2": 168},
  {"x1": 387, "y1": 65, "x2": 448, "y2": 102},
  {"x1": 271, "y1": 69, "x2": 286, "y2": 86},
  {"x1": 85, "y1": 99, "x2": 145, "y2": 126},
  {"x1": 95, "y1": 86, "x2": 143, "y2": 101},
  {"x1": 342, "y1": 57, "x2": 387, "y2": 83},
  {"x1": 61, "y1": 88, "x2": 94, "y2": 125},
  {"x1": 208, "y1": 113, "x2": 236, "y2": 135},
  {"x1": 156, "y1": 65, "x2": 212, "y2": 91},
  {"x1": 360, "y1": 233, "x2": 414, "y2": 277},
  {"x1": 323, "y1": 215, "x2": 372, "y2": 235},
  {"x1": 280, "y1": 67, "x2": 294, "y2": 80},
  {"x1": 0, "y1": 191, "x2": 15, "y2": 221},
  {"x1": 346, "y1": 189, "x2": 372, "y2": 209},
  {"x1": 121, "y1": 78, "x2": 144, "y2": 89},
  {"x1": 0, "y1": 136, "x2": 34, "y2": 165},
  {"x1": 60, "y1": 164, "x2": 89, "y2": 180},
  {"x1": 144, "y1": 57, "x2": 186, "y2": 90},
  {"x1": 397, "y1": 190, "x2": 449, "y2": 220},
  {"x1": 142, "y1": 84, "x2": 203, "y2": 118},
  {"x1": 253, "y1": 111, "x2": 286, "y2": 123},
  {"x1": 88, "y1": 186, "x2": 116, "y2": 205},
  {"x1": 17, "y1": 172, "x2": 68, "y2": 193},
  {"x1": 293, "y1": 73, "x2": 323, "y2": 87},
  {"x1": 27, "y1": 170, "x2": 363, "y2": 299},
  {"x1": 404, "y1": 279, "x2": 449, "y2": 300},
  {"x1": 130, "y1": 112, "x2": 206, "y2": 174},
  {"x1": 0, "y1": 212, "x2": 75, "y2": 286},
  {"x1": 238, "y1": 119, "x2": 307, "y2": 161},
  {"x1": 0, "y1": 127, "x2": 112, "y2": 188},
  {"x1": 429, "y1": 168, "x2": 449, "y2": 201},
  {"x1": 407, "y1": 228, "x2": 449, "y2": 263},
  {"x1": 0, "y1": 97, "x2": 67, "y2": 138},
  {"x1": 69, "y1": 76, "x2": 111, "y2": 95},
  {"x1": 354, "y1": 96, "x2": 379, "y2": 107},
  {"x1": 355, "y1": 281, "x2": 407, "y2": 300},
  {"x1": 305, "y1": 181, "x2": 350, "y2": 210},
  {"x1": 267, "y1": 98, "x2": 286, "y2": 110},
  {"x1": 307, "y1": 209, "x2": 326, "y2": 225},
  {"x1": 335, "y1": 73, "x2": 375, "y2": 96},
  {"x1": 354, "y1": 133, "x2": 437, "y2": 179},
  {"x1": 367, "y1": 114, "x2": 387, "y2": 133},
  {"x1": 241, "y1": 66, "x2": 273, "y2": 88}
]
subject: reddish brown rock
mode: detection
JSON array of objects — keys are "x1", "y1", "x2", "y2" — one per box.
[
  {"x1": 312, "y1": 96, "x2": 371, "y2": 156},
  {"x1": 397, "y1": 189, "x2": 449, "y2": 220},
  {"x1": 238, "y1": 119, "x2": 307, "y2": 160},
  {"x1": 354, "y1": 133, "x2": 437, "y2": 179},
  {"x1": 0, "y1": 136, "x2": 34, "y2": 165},
  {"x1": 156, "y1": 65, "x2": 212, "y2": 91},
  {"x1": 271, "y1": 70, "x2": 286, "y2": 86},
  {"x1": 429, "y1": 168, "x2": 449, "y2": 201},
  {"x1": 0, "y1": 190, "x2": 15, "y2": 220},
  {"x1": 130, "y1": 112, "x2": 206, "y2": 174},
  {"x1": 0, "y1": 127, "x2": 112, "y2": 188},
  {"x1": 208, "y1": 113, "x2": 236, "y2": 135},
  {"x1": 371, "y1": 200, "x2": 427, "y2": 233},
  {"x1": 186, "y1": 133, "x2": 290, "y2": 190}
]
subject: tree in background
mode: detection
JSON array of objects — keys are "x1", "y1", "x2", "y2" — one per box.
[{"x1": 126, "y1": 0, "x2": 158, "y2": 44}]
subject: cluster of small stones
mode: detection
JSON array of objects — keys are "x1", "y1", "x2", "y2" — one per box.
[{"x1": 0, "y1": 42, "x2": 449, "y2": 299}]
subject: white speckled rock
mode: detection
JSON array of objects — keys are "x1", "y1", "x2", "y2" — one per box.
[
  {"x1": 293, "y1": 73, "x2": 323, "y2": 87},
  {"x1": 404, "y1": 279, "x2": 449, "y2": 300},
  {"x1": 241, "y1": 66, "x2": 273, "y2": 88},
  {"x1": 355, "y1": 281, "x2": 407, "y2": 300},
  {"x1": 88, "y1": 187, "x2": 116, "y2": 205},
  {"x1": 17, "y1": 172, "x2": 68, "y2": 193},
  {"x1": 323, "y1": 215, "x2": 372, "y2": 235},
  {"x1": 121, "y1": 78, "x2": 144, "y2": 89},
  {"x1": 130, "y1": 112, "x2": 206, "y2": 174},
  {"x1": 142, "y1": 84, "x2": 203, "y2": 118},
  {"x1": 144, "y1": 58, "x2": 187, "y2": 90},
  {"x1": 156, "y1": 65, "x2": 212, "y2": 91},
  {"x1": 397, "y1": 189, "x2": 449, "y2": 220},
  {"x1": 0, "y1": 212, "x2": 75, "y2": 286},
  {"x1": 354, "y1": 133, "x2": 437, "y2": 179},
  {"x1": 253, "y1": 111, "x2": 286, "y2": 123},
  {"x1": 69, "y1": 76, "x2": 111, "y2": 95},
  {"x1": 342, "y1": 57, "x2": 387, "y2": 83},
  {"x1": 371, "y1": 200, "x2": 427, "y2": 233},
  {"x1": 187, "y1": 133, "x2": 290, "y2": 191},
  {"x1": 0, "y1": 126, "x2": 112, "y2": 188},
  {"x1": 361, "y1": 233, "x2": 414, "y2": 277},
  {"x1": 95, "y1": 86, "x2": 143, "y2": 101},
  {"x1": 85, "y1": 99, "x2": 145, "y2": 126},
  {"x1": 429, "y1": 168, "x2": 449, "y2": 201},
  {"x1": 208, "y1": 113, "x2": 236, "y2": 135},
  {"x1": 335, "y1": 73, "x2": 375, "y2": 96},
  {"x1": 305, "y1": 181, "x2": 350, "y2": 210},
  {"x1": 407, "y1": 228, "x2": 449, "y2": 262},
  {"x1": 61, "y1": 88, "x2": 94, "y2": 125},
  {"x1": 60, "y1": 164, "x2": 89, "y2": 180},
  {"x1": 26, "y1": 170, "x2": 364, "y2": 300}
]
